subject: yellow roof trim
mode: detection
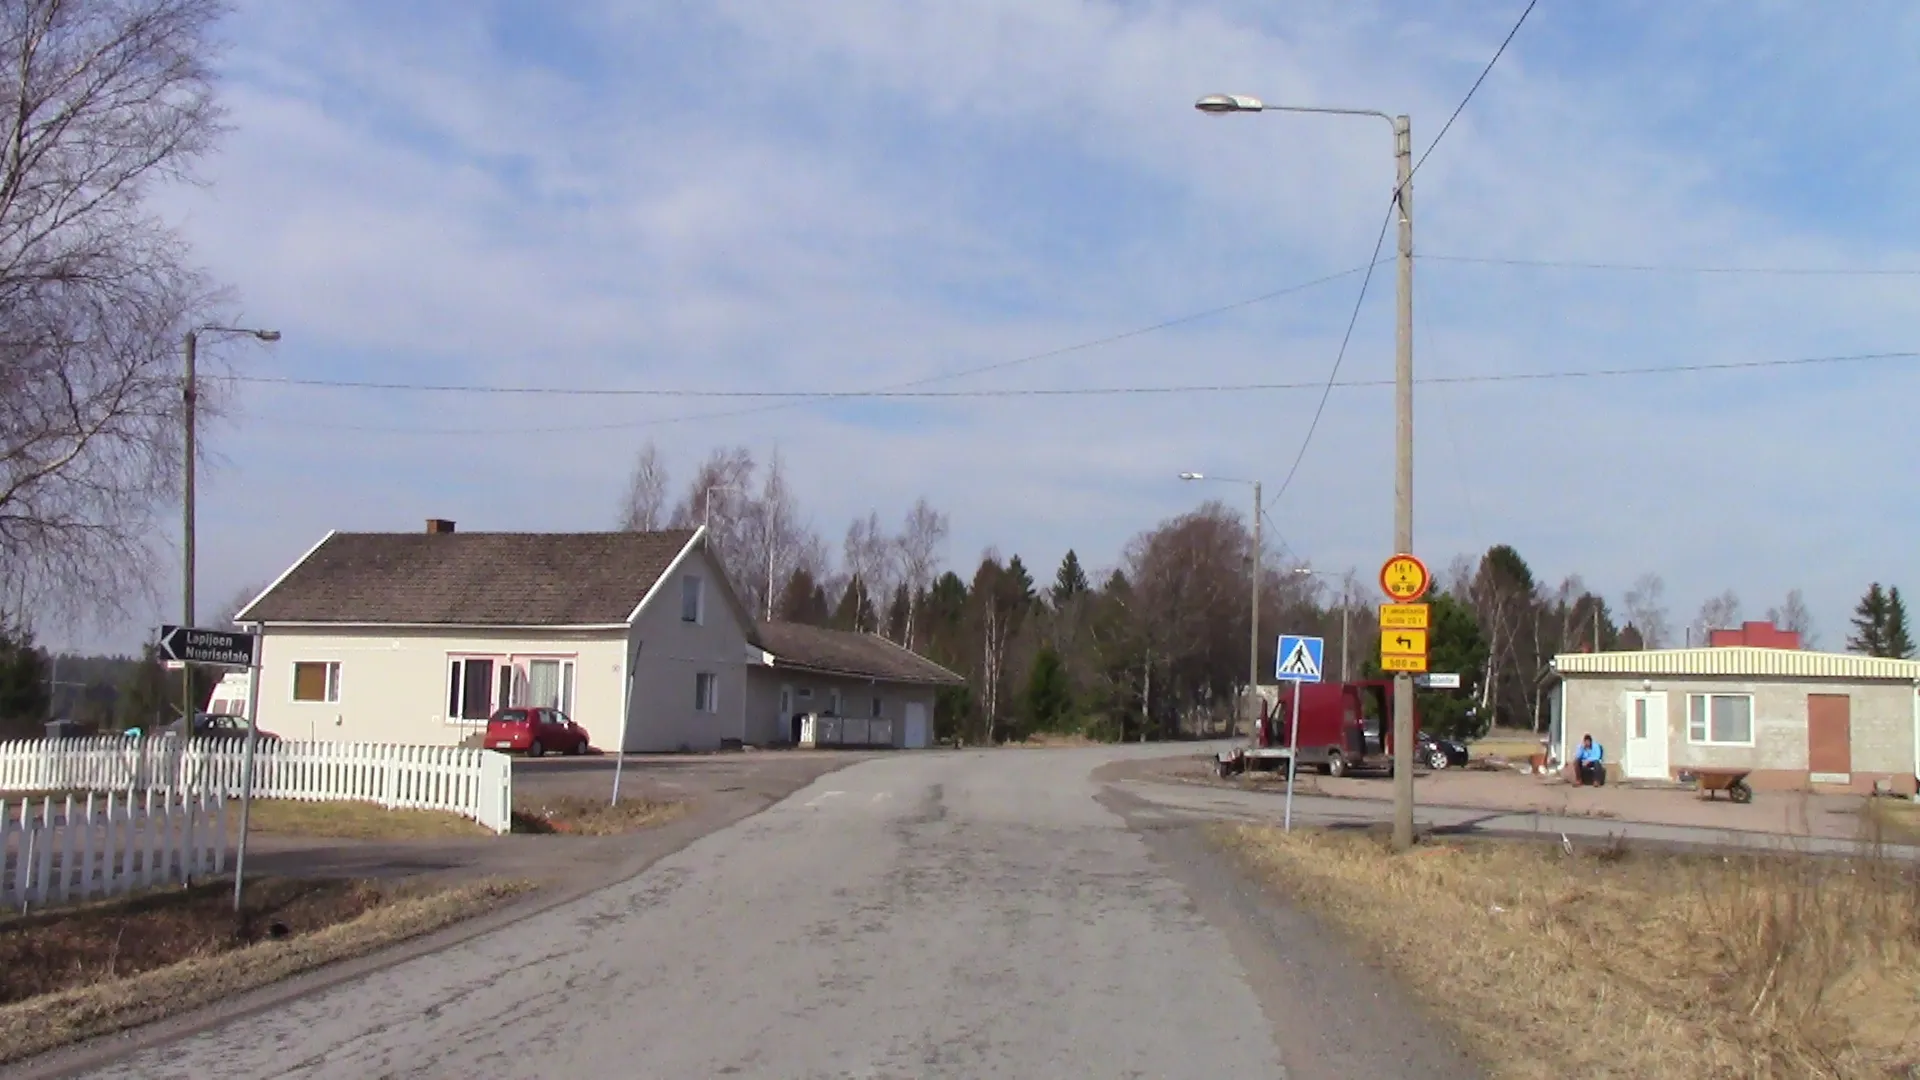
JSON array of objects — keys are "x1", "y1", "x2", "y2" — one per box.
[{"x1": 1552, "y1": 646, "x2": 1920, "y2": 681}]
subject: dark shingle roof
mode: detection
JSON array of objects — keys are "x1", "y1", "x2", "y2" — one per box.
[
  {"x1": 238, "y1": 530, "x2": 699, "y2": 626},
  {"x1": 751, "y1": 621, "x2": 965, "y2": 686}
]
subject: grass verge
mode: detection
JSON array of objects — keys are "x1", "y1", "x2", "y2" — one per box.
[
  {"x1": 1213, "y1": 823, "x2": 1920, "y2": 1079},
  {"x1": 0, "y1": 875, "x2": 530, "y2": 1066},
  {"x1": 511, "y1": 794, "x2": 685, "y2": 836},
  {"x1": 245, "y1": 799, "x2": 492, "y2": 841}
]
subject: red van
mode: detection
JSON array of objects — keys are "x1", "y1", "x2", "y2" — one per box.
[{"x1": 1269, "y1": 679, "x2": 1420, "y2": 778}]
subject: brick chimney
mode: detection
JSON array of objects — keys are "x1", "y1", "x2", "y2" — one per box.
[
  {"x1": 425, "y1": 518, "x2": 456, "y2": 534},
  {"x1": 1707, "y1": 620, "x2": 1800, "y2": 649}
]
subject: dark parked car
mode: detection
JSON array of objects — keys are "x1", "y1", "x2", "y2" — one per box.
[
  {"x1": 486, "y1": 707, "x2": 591, "y2": 757},
  {"x1": 163, "y1": 712, "x2": 280, "y2": 742},
  {"x1": 1417, "y1": 731, "x2": 1470, "y2": 770}
]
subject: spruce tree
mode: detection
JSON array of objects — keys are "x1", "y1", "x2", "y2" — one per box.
[
  {"x1": 1850, "y1": 583, "x2": 1892, "y2": 656},
  {"x1": 1888, "y1": 586, "x2": 1916, "y2": 659},
  {"x1": 1052, "y1": 550, "x2": 1090, "y2": 608}
]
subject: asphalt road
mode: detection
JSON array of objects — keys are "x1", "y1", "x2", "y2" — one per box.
[{"x1": 51, "y1": 745, "x2": 1479, "y2": 1080}]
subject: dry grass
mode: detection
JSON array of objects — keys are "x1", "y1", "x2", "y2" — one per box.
[
  {"x1": 1009, "y1": 733, "x2": 1103, "y2": 749},
  {"x1": 245, "y1": 799, "x2": 492, "y2": 841},
  {"x1": 0, "y1": 876, "x2": 529, "y2": 1066},
  {"x1": 1215, "y1": 824, "x2": 1920, "y2": 1079},
  {"x1": 511, "y1": 794, "x2": 684, "y2": 836},
  {"x1": 1863, "y1": 799, "x2": 1920, "y2": 847}
]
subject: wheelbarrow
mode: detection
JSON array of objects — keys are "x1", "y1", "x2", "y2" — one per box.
[{"x1": 1691, "y1": 767, "x2": 1754, "y2": 804}]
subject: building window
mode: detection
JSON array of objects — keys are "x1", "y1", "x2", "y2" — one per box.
[
  {"x1": 829, "y1": 688, "x2": 842, "y2": 716},
  {"x1": 448, "y1": 657, "x2": 500, "y2": 722},
  {"x1": 696, "y1": 672, "x2": 718, "y2": 713},
  {"x1": 682, "y1": 575, "x2": 704, "y2": 624},
  {"x1": 1687, "y1": 693, "x2": 1753, "y2": 746},
  {"x1": 526, "y1": 659, "x2": 576, "y2": 715},
  {"x1": 292, "y1": 661, "x2": 340, "y2": 703},
  {"x1": 871, "y1": 697, "x2": 883, "y2": 719},
  {"x1": 1632, "y1": 699, "x2": 1648, "y2": 739}
]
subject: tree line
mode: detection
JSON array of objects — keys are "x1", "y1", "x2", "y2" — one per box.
[{"x1": 615, "y1": 442, "x2": 1907, "y2": 743}]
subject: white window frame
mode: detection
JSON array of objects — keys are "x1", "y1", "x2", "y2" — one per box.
[
  {"x1": 682, "y1": 575, "x2": 704, "y2": 624},
  {"x1": 520, "y1": 656, "x2": 578, "y2": 716},
  {"x1": 290, "y1": 661, "x2": 340, "y2": 704},
  {"x1": 696, "y1": 672, "x2": 718, "y2": 713},
  {"x1": 1686, "y1": 692, "x2": 1755, "y2": 747},
  {"x1": 447, "y1": 654, "x2": 509, "y2": 725}
]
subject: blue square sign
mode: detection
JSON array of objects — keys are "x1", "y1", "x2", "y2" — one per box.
[{"x1": 1274, "y1": 634, "x2": 1325, "y2": 683}]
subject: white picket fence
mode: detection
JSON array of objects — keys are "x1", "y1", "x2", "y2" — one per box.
[
  {"x1": 0, "y1": 737, "x2": 513, "y2": 835},
  {"x1": 1, "y1": 791, "x2": 227, "y2": 912}
]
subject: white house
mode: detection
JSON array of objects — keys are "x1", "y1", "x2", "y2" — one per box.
[
  {"x1": 234, "y1": 520, "x2": 754, "y2": 752},
  {"x1": 745, "y1": 620, "x2": 964, "y2": 748}
]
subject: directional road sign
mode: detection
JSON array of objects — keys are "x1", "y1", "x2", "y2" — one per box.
[
  {"x1": 1379, "y1": 553, "x2": 1431, "y2": 602},
  {"x1": 1379, "y1": 603, "x2": 1429, "y2": 630},
  {"x1": 1418, "y1": 673, "x2": 1462, "y2": 689},
  {"x1": 1381, "y1": 628, "x2": 1428, "y2": 655},
  {"x1": 1380, "y1": 653, "x2": 1428, "y2": 673},
  {"x1": 158, "y1": 625, "x2": 258, "y2": 668},
  {"x1": 1274, "y1": 634, "x2": 1325, "y2": 683}
]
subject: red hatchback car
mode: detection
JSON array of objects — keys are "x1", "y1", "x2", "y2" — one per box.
[{"x1": 486, "y1": 707, "x2": 592, "y2": 756}]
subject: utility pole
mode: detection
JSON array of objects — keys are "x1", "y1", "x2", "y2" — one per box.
[
  {"x1": 1249, "y1": 480, "x2": 1261, "y2": 742},
  {"x1": 181, "y1": 330, "x2": 198, "y2": 724},
  {"x1": 1390, "y1": 113, "x2": 1416, "y2": 853},
  {"x1": 182, "y1": 325, "x2": 280, "y2": 726}
]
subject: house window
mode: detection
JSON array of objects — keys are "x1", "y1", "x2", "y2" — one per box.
[
  {"x1": 796, "y1": 688, "x2": 813, "y2": 702},
  {"x1": 829, "y1": 688, "x2": 842, "y2": 715},
  {"x1": 871, "y1": 697, "x2": 883, "y2": 719},
  {"x1": 292, "y1": 662, "x2": 340, "y2": 703},
  {"x1": 1633, "y1": 699, "x2": 1648, "y2": 739},
  {"x1": 526, "y1": 659, "x2": 576, "y2": 715},
  {"x1": 682, "y1": 575, "x2": 704, "y2": 624},
  {"x1": 696, "y1": 672, "x2": 718, "y2": 713},
  {"x1": 1687, "y1": 693, "x2": 1753, "y2": 746},
  {"x1": 447, "y1": 657, "x2": 499, "y2": 722}
]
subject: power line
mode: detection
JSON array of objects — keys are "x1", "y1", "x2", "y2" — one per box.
[
  {"x1": 1403, "y1": 0, "x2": 1539, "y2": 188},
  {"x1": 1422, "y1": 253, "x2": 1920, "y2": 276},
  {"x1": 1272, "y1": 200, "x2": 1396, "y2": 503},
  {"x1": 1275, "y1": 0, "x2": 1536, "y2": 502},
  {"x1": 254, "y1": 350, "x2": 1920, "y2": 435},
  {"x1": 222, "y1": 260, "x2": 1388, "y2": 402}
]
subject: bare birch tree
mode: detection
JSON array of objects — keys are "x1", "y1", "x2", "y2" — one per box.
[
  {"x1": 894, "y1": 497, "x2": 948, "y2": 648},
  {"x1": 740, "y1": 449, "x2": 804, "y2": 621},
  {"x1": 1, "y1": 0, "x2": 232, "y2": 626},
  {"x1": 1623, "y1": 572, "x2": 1672, "y2": 649},
  {"x1": 619, "y1": 440, "x2": 670, "y2": 532},
  {"x1": 842, "y1": 510, "x2": 889, "y2": 635},
  {"x1": 1765, "y1": 588, "x2": 1816, "y2": 648},
  {"x1": 1691, "y1": 589, "x2": 1742, "y2": 645}
]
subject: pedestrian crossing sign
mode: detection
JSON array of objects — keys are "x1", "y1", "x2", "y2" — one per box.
[{"x1": 1274, "y1": 635, "x2": 1325, "y2": 683}]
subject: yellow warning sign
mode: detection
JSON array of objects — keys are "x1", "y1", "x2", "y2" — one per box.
[
  {"x1": 1379, "y1": 603, "x2": 1429, "y2": 630},
  {"x1": 1380, "y1": 652, "x2": 1428, "y2": 673}
]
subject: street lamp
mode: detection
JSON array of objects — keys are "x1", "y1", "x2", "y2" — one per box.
[
  {"x1": 1179, "y1": 472, "x2": 1261, "y2": 742},
  {"x1": 182, "y1": 325, "x2": 280, "y2": 717},
  {"x1": 1294, "y1": 567, "x2": 1352, "y2": 681},
  {"x1": 1196, "y1": 91, "x2": 1418, "y2": 852}
]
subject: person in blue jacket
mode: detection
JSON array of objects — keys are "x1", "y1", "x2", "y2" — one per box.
[{"x1": 1574, "y1": 733, "x2": 1605, "y2": 786}]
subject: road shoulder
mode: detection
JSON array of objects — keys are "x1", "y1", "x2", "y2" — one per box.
[{"x1": 1096, "y1": 783, "x2": 1484, "y2": 1080}]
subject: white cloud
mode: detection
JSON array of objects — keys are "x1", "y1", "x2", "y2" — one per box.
[{"x1": 54, "y1": 0, "x2": 1920, "y2": 656}]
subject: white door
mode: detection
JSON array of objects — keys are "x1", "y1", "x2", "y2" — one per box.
[
  {"x1": 903, "y1": 702, "x2": 930, "y2": 749},
  {"x1": 1622, "y1": 691, "x2": 1669, "y2": 780}
]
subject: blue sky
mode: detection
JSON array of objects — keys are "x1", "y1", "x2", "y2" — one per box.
[{"x1": 75, "y1": 0, "x2": 1920, "y2": 654}]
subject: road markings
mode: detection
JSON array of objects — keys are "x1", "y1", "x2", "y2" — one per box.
[
  {"x1": 870, "y1": 792, "x2": 891, "y2": 803},
  {"x1": 805, "y1": 790, "x2": 843, "y2": 808}
]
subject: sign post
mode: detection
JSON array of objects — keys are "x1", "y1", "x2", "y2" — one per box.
[
  {"x1": 1273, "y1": 633, "x2": 1325, "y2": 832},
  {"x1": 158, "y1": 624, "x2": 261, "y2": 913},
  {"x1": 611, "y1": 640, "x2": 642, "y2": 807},
  {"x1": 1377, "y1": 554, "x2": 1431, "y2": 853},
  {"x1": 232, "y1": 628, "x2": 265, "y2": 913}
]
